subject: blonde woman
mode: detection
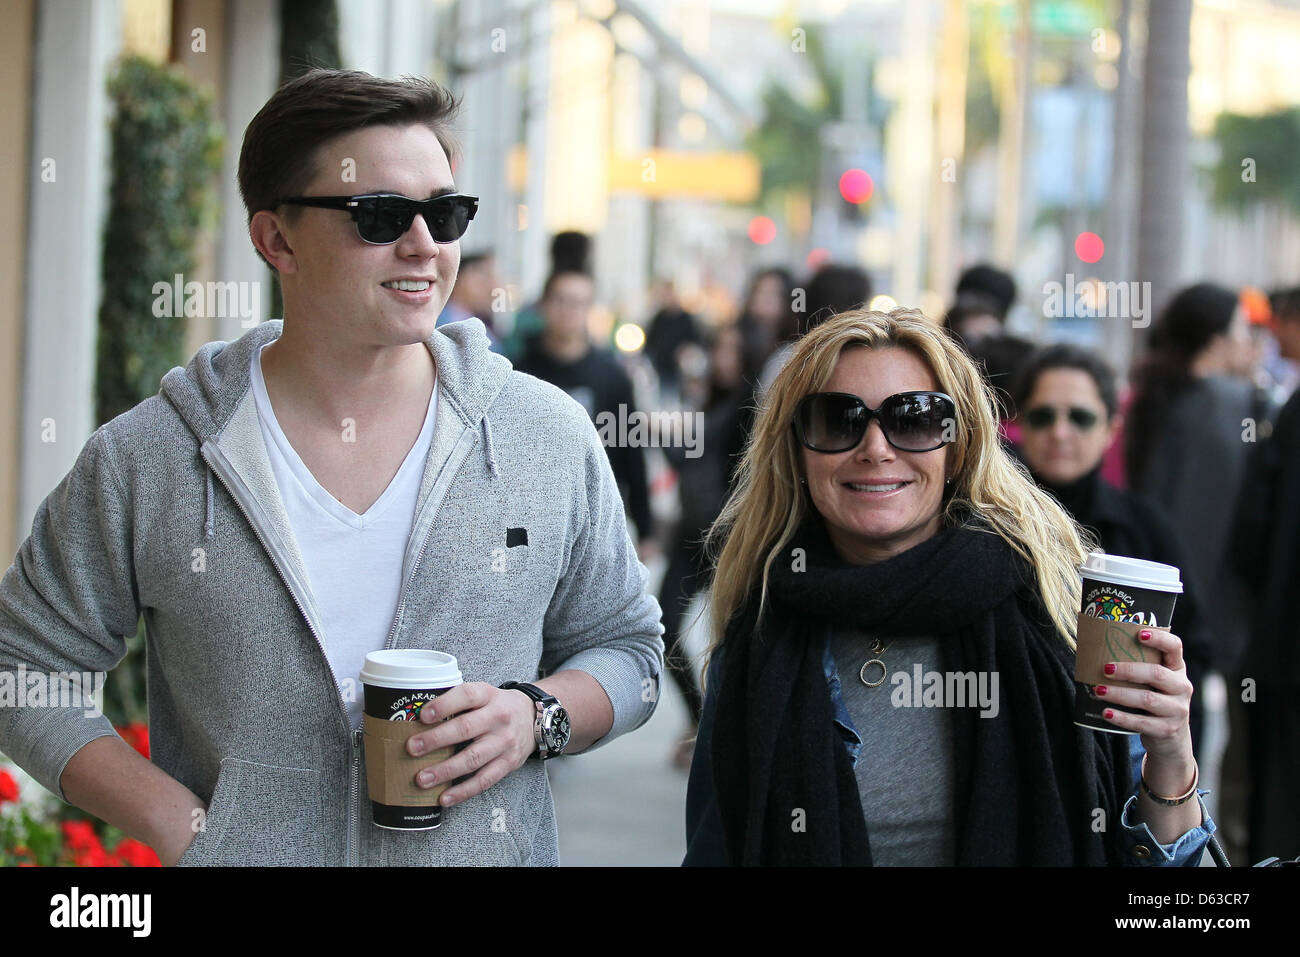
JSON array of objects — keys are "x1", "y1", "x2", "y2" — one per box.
[{"x1": 683, "y1": 309, "x2": 1215, "y2": 866}]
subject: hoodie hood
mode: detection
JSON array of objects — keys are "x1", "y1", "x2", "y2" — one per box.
[{"x1": 159, "y1": 317, "x2": 514, "y2": 538}]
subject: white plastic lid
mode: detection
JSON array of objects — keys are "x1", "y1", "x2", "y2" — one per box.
[
  {"x1": 1080, "y1": 551, "x2": 1183, "y2": 594},
  {"x1": 359, "y1": 650, "x2": 463, "y2": 689}
]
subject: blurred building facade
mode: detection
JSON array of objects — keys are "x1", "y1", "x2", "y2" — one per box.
[{"x1": 7, "y1": 0, "x2": 1300, "y2": 560}]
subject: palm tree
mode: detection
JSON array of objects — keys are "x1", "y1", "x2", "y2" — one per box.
[{"x1": 1135, "y1": 0, "x2": 1193, "y2": 337}]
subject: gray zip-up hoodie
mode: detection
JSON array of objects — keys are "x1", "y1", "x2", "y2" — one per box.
[{"x1": 0, "y1": 317, "x2": 664, "y2": 865}]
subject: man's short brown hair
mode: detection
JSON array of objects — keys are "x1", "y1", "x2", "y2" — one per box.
[{"x1": 238, "y1": 69, "x2": 461, "y2": 227}]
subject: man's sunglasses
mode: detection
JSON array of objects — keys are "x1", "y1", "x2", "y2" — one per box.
[
  {"x1": 275, "y1": 192, "x2": 479, "y2": 245},
  {"x1": 1022, "y1": 405, "x2": 1101, "y2": 431},
  {"x1": 793, "y1": 391, "x2": 956, "y2": 453}
]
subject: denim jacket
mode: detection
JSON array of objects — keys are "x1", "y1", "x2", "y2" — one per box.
[{"x1": 684, "y1": 632, "x2": 1215, "y2": 866}]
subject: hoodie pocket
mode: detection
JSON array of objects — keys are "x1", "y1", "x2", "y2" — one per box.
[{"x1": 176, "y1": 758, "x2": 325, "y2": 866}]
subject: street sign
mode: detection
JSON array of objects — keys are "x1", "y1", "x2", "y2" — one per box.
[{"x1": 607, "y1": 149, "x2": 760, "y2": 201}]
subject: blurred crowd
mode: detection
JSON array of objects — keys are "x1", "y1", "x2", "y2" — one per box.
[{"x1": 439, "y1": 236, "x2": 1300, "y2": 866}]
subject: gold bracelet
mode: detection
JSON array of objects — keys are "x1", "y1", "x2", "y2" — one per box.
[{"x1": 1140, "y1": 753, "x2": 1199, "y2": 807}]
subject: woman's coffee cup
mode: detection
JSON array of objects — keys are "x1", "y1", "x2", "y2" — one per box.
[
  {"x1": 359, "y1": 649, "x2": 463, "y2": 829},
  {"x1": 1074, "y1": 552, "x2": 1182, "y2": 734}
]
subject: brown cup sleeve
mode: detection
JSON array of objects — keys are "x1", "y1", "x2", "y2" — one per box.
[
  {"x1": 363, "y1": 713, "x2": 455, "y2": 806},
  {"x1": 1075, "y1": 615, "x2": 1170, "y2": 691}
]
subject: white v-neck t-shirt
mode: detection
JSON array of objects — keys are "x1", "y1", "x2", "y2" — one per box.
[{"x1": 250, "y1": 342, "x2": 438, "y2": 728}]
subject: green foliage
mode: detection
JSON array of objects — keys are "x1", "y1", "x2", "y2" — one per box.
[
  {"x1": 747, "y1": 25, "x2": 862, "y2": 207},
  {"x1": 95, "y1": 55, "x2": 221, "y2": 728},
  {"x1": 747, "y1": 82, "x2": 826, "y2": 202},
  {"x1": 96, "y1": 55, "x2": 223, "y2": 428},
  {"x1": 1210, "y1": 108, "x2": 1300, "y2": 214},
  {"x1": 0, "y1": 806, "x2": 61, "y2": 866}
]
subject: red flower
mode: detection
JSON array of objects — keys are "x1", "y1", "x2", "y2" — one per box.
[
  {"x1": 0, "y1": 768, "x2": 18, "y2": 804},
  {"x1": 61, "y1": 820, "x2": 101, "y2": 852},
  {"x1": 113, "y1": 838, "x2": 160, "y2": 867},
  {"x1": 73, "y1": 844, "x2": 118, "y2": 867},
  {"x1": 116, "y1": 722, "x2": 150, "y2": 760}
]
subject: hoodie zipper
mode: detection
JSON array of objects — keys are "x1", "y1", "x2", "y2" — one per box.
[
  {"x1": 201, "y1": 447, "x2": 360, "y2": 866},
  {"x1": 351, "y1": 727, "x2": 362, "y2": 866},
  {"x1": 381, "y1": 427, "x2": 477, "y2": 652},
  {"x1": 382, "y1": 521, "x2": 434, "y2": 653}
]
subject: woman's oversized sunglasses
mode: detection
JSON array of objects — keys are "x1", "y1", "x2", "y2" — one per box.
[
  {"x1": 793, "y1": 391, "x2": 957, "y2": 453},
  {"x1": 275, "y1": 192, "x2": 479, "y2": 245}
]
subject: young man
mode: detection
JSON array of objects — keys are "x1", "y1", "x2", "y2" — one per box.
[
  {"x1": 515, "y1": 269, "x2": 654, "y2": 555},
  {"x1": 0, "y1": 69, "x2": 663, "y2": 866}
]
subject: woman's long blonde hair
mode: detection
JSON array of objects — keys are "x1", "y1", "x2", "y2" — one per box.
[{"x1": 704, "y1": 307, "x2": 1093, "y2": 676}]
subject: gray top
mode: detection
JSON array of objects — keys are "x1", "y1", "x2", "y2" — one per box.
[{"x1": 830, "y1": 629, "x2": 956, "y2": 865}]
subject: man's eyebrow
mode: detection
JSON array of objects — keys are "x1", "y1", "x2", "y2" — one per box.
[{"x1": 364, "y1": 186, "x2": 458, "y2": 199}]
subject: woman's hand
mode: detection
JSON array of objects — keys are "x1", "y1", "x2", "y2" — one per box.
[
  {"x1": 404, "y1": 683, "x2": 537, "y2": 808},
  {"x1": 1097, "y1": 628, "x2": 1203, "y2": 844},
  {"x1": 1096, "y1": 628, "x2": 1195, "y2": 768}
]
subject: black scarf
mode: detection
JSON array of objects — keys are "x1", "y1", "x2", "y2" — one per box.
[{"x1": 710, "y1": 514, "x2": 1132, "y2": 865}]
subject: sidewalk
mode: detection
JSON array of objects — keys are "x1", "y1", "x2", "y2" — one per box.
[
  {"x1": 547, "y1": 670, "x2": 692, "y2": 866},
  {"x1": 547, "y1": 557, "x2": 700, "y2": 866}
]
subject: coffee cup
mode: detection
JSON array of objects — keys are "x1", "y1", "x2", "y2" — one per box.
[
  {"x1": 1074, "y1": 552, "x2": 1182, "y2": 734},
  {"x1": 359, "y1": 649, "x2": 463, "y2": 829}
]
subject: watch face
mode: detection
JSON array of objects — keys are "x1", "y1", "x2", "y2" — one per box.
[{"x1": 543, "y1": 707, "x2": 571, "y2": 752}]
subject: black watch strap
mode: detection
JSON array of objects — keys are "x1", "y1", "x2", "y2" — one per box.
[{"x1": 499, "y1": 681, "x2": 557, "y2": 706}]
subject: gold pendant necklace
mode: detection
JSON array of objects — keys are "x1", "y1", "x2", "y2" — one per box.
[{"x1": 859, "y1": 638, "x2": 889, "y2": 688}]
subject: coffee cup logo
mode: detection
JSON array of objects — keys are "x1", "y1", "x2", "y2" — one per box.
[
  {"x1": 386, "y1": 694, "x2": 430, "y2": 721},
  {"x1": 1082, "y1": 587, "x2": 1160, "y2": 627}
]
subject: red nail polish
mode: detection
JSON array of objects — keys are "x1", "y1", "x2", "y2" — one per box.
[
  {"x1": 1139, "y1": 630, "x2": 1152, "y2": 640},
  {"x1": 1096, "y1": 685, "x2": 1108, "y2": 695},
  {"x1": 1104, "y1": 662, "x2": 1117, "y2": 675},
  {"x1": 1104, "y1": 709, "x2": 1114, "y2": 720}
]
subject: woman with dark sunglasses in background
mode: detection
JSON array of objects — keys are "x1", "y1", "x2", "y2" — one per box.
[
  {"x1": 684, "y1": 309, "x2": 1215, "y2": 866},
  {"x1": 1013, "y1": 344, "x2": 1213, "y2": 758}
]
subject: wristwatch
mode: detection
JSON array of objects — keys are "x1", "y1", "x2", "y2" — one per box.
[{"x1": 499, "y1": 681, "x2": 571, "y2": 760}]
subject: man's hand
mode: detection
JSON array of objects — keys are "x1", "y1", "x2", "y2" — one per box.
[
  {"x1": 60, "y1": 735, "x2": 209, "y2": 867},
  {"x1": 405, "y1": 683, "x2": 536, "y2": 808}
]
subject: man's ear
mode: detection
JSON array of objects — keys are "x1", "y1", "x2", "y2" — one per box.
[{"x1": 250, "y1": 209, "x2": 298, "y2": 275}]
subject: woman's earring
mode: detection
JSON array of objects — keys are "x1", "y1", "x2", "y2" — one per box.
[{"x1": 799, "y1": 477, "x2": 808, "y2": 486}]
